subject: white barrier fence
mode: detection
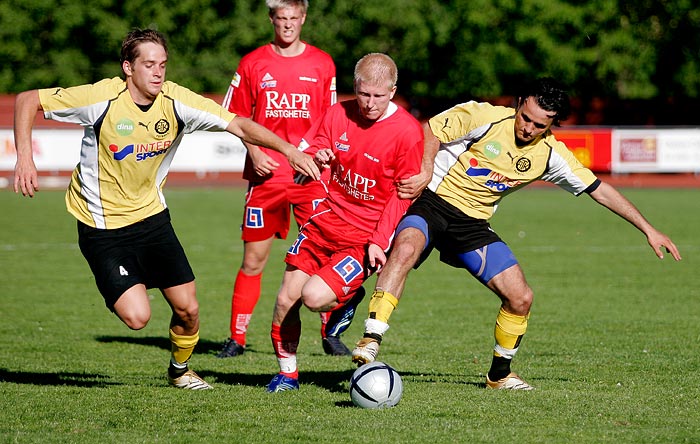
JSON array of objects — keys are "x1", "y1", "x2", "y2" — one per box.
[{"x1": 2, "y1": 127, "x2": 700, "y2": 174}]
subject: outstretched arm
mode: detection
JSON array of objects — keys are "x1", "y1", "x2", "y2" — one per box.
[
  {"x1": 13, "y1": 90, "x2": 42, "y2": 197},
  {"x1": 588, "y1": 181, "x2": 681, "y2": 260},
  {"x1": 226, "y1": 117, "x2": 320, "y2": 180},
  {"x1": 396, "y1": 121, "x2": 439, "y2": 199}
]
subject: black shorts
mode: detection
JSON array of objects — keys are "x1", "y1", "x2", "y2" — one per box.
[
  {"x1": 77, "y1": 209, "x2": 195, "y2": 310},
  {"x1": 402, "y1": 188, "x2": 503, "y2": 268}
]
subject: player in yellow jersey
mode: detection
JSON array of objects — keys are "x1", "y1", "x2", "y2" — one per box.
[
  {"x1": 351, "y1": 78, "x2": 682, "y2": 390},
  {"x1": 13, "y1": 28, "x2": 320, "y2": 390}
]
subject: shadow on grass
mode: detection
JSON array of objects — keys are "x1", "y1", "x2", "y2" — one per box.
[
  {"x1": 94, "y1": 335, "x2": 266, "y2": 355},
  {"x1": 0, "y1": 368, "x2": 120, "y2": 387}
]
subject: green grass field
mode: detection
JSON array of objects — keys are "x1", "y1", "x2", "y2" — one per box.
[{"x1": 1, "y1": 186, "x2": 698, "y2": 443}]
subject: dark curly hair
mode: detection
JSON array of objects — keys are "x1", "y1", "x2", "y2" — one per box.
[{"x1": 517, "y1": 77, "x2": 571, "y2": 126}]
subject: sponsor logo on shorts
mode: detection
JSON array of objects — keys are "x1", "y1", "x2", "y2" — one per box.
[
  {"x1": 287, "y1": 233, "x2": 307, "y2": 255},
  {"x1": 333, "y1": 256, "x2": 362, "y2": 284},
  {"x1": 245, "y1": 207, "x2": 264, "y2": 228}
]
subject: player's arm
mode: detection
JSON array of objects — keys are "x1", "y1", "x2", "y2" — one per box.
[
  {"x1": 397, "y1": 121, "x2": 438, "y2": 199},
  {"x1": 13, "y1": 90, "x2": 42, "y2": 197},
  {"x1": 242, "y1": 140, "x2": 280, "y2": 177},
  {"x1": 226, "y1": 117, "x2": 320, "y2": 180},
  {"x1": 588, "y1": 181, "x2": 681, "y2": 260}
]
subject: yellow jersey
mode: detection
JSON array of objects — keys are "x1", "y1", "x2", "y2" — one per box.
[
  {"x1": 427, "y1": 101, "x2": 598, "y2": 220},
  {"x1": 39, "y1": 78, "x2": 236, "y2": 229}
]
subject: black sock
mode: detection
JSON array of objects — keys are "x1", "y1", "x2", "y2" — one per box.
[
  {"x1": 487, "y1": 356, "x2": 511, "y2": 381},
  {"x1": 168, "y1": 364, "x2": 187, "y2": 378}
]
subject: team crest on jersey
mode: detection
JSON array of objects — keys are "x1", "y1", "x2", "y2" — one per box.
[
  {"x1": 333, "y1": 256, "x2": 362, "y2": 284},
  {"x1": 516, "y1": 157, "x2": 532, "y2": 172},
  {"x1": 154, "y1": 119, "x2": 170, "y2": 138},
  {"x1": 245, "y1": 207, "x2": 264, "y2": 228},
  {"x1": 260, "y1": 73, "x2": 277, "y2": 88}
]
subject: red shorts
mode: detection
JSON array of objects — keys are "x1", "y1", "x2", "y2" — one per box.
[
  {"x1": 241, "y1": 181, "x2": 326, "y2": 242},
  {"x1": 285, "y1": 209, "x2": 373, "y2": 304}
]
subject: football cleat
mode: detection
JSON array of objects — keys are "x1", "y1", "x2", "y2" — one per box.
[
  {"x1": 322, "y1": 336, "x2": 351, "y2": 356},
  {"x1": 351, "y1": 336, "x2": 381, "y2": 366},
  {"x1": 168, "y1": 369, "x2": 213, "y2": 390},
  {"x1": 216, "y1": 338, "x2": 245, "y2": 358},
  {"x1": 485, "y1": 372, "x2": 534, "y2": 390},
  {"x1": 266, "y1": 374, "x2": 299, "y2": 393}
]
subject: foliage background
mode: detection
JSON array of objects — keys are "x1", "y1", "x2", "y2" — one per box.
[{"x1": 1, "y1": 0, "x2": 699, "y2": 123}]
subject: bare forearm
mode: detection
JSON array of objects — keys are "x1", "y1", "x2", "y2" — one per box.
[
  {"x1": 589, "y1": 181, "x2": 653, "y2": 234},
  {"x1": 227, "y1": 117, "x2": 295, "y2": 156},
  {"x1": 14, "y1": 90, "x2": 41, "y2": 160}
]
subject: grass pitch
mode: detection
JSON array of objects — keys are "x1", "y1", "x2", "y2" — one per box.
[{"x1": 1, "y1": 186, "x2": 698, "y2": 443}]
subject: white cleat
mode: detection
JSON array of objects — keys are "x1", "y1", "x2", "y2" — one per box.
[
  {"x1": 485, "y1": 372, "x2": 534, "y2": 390},
  {"x1": 351, "y1": 337, "x2": 380, "y2": 366},
  {"x1": 168, "y1": 369, "x2": 213, "y2": 390}
]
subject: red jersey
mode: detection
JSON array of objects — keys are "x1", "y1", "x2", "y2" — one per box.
[
  {"x1": 302, "y1": 100, "x2": 424, "y2": 250},
  {"x1": 222, "y1": 43, "x2": 336, "y2": 184}
]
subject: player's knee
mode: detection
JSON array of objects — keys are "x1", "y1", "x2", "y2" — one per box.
[
  {"x1": 174, "y1": 301, "x2": 200, "y2": 326},
  {"x1": 121, "y1": 311, "x2": 151, "y2": 330},
  {"x1": 301, "y1": 290, "x2": 334, "y2": 312},
  {"x1": 511, "y1": 287, "x2": 533, "y2": 314},
  {"x1": 391, "y1": 236, "x2": 422, "y2": 265}
]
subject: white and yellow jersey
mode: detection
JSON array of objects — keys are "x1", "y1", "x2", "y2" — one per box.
[
  {"x1": 427, "y1": 101, "x2": 598, "y2": 220},
  {"x1": 39, "y1": 78, "x2": 236, "y2": 229}
]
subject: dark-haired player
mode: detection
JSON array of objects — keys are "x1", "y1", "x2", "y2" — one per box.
[{"x1": 351, "y1": 77, "x2": 681, "y2": 390}]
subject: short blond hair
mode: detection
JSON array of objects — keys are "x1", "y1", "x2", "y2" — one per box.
[
  {"x1": 266, "y1": 0, "x2": 308, "y2": 15},
  {"x1": 354, "y1": 53, "x2": 398, "y2": 89}
]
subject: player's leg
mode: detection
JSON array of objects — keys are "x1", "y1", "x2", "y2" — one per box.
[
  {"x1": 288, "y1": 181, "x2": 334, "y2": 349},
  {"x1": 219, "y1": 183, "x2": 290, "y2": 358},
  {"x1": 457, "y1": 242, "x2": 534, "y2": 390},
  {"x1": 219, "y1": 236, "x2": 275, "y2": 358},
  {"x1": 352, "y1": 217, "x2": 428, "y2": 365},
  {"x1": 112, "y1": 284, "x2": 151, "y2": 330},
  {"x1": 268, "y1": 266, "x2": 308, "y2": 392},
  {"x1": 162, "y1": 281, "x2": 211, "y2": 390}
]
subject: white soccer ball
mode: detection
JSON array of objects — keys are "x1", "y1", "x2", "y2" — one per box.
[{"x1": 349, "y1": 361, "x2": 403, "y2": 409}]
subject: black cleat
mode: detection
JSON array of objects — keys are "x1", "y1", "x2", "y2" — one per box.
[
  {"x1": 322, "y1": 336, "x2": 351, "y2": 356},
  {"x1": 216, "y1": 338, "x2": 245, "y2": 358}
]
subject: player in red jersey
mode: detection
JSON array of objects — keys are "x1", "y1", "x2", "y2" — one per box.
[
  {"x1": 218, "y1": 0, "x2": 348, "y2": 358},
  {"x1": 266, "y1": 53, "x2": 424, "y2": 392}
]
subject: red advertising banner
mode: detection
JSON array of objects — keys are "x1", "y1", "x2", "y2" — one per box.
[{"x1": 552, "y1": 128, "x2": 612, "y2": 173}]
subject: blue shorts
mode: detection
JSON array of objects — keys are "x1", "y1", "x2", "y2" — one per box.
[{"x1": 395, "y1": 189, "x2": 518, "y2": 284}]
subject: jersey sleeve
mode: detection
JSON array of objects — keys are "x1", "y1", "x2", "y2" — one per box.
[
  {"x1": 222, "y1": 56, "x2": 254, "y2": 117},
  {"x1": 39, "y1": 79, "x2": 118, "y2": 126},
  {"x1": 167, "y1": 83, "x2": 237, "y2": 133},
  {"x1": 542, "y1": 138, "x2": 598, "y2": 195}
]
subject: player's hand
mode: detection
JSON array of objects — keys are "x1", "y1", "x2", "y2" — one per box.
[
  {"x1": 250, "y1": 149, "x2": 279, "y2": 176},
  {"x1": 397, "y1": 170, "x2": 431, "y2": 200},
  {"x1": 367, "y1": 243, "x2": 387, "y2": 271},
  {"x1": 314, "y1": 148, "x2": 335, "y2": 168},
  {"x1": 647, "y1": 230, "x2": 682, "y2": 261},
  {"x1": 14, "y1": 158, "x2": 39, "y2": 197},
  {"x1": 287, "y1": 150, "x2": 320, "y2": 181}
]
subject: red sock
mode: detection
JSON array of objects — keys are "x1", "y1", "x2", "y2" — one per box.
[
  {"x1": 229, "y1": 270, "x2": 262, "y2": 346},
  {"x1": 319, "y1": 312, "x2": 330, "y2": 339},
  {"x1": 270, "y1": 322, "x2": 301, "y2": 379}
]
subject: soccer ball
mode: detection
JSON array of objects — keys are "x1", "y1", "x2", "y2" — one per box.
[{"x1": 349, "y1": 361, "x2": 403, "y2": 409}]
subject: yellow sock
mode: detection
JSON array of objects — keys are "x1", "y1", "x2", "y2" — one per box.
[
  {"x1": 368, "y1": 290, "x2": 399, "y2": 324},
  {"x1": 169, "y1": 329, "x2": 199, "y2": 365},
  {"x1": 493, "y1": 308, "x2": 529, "y2": 359}
]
